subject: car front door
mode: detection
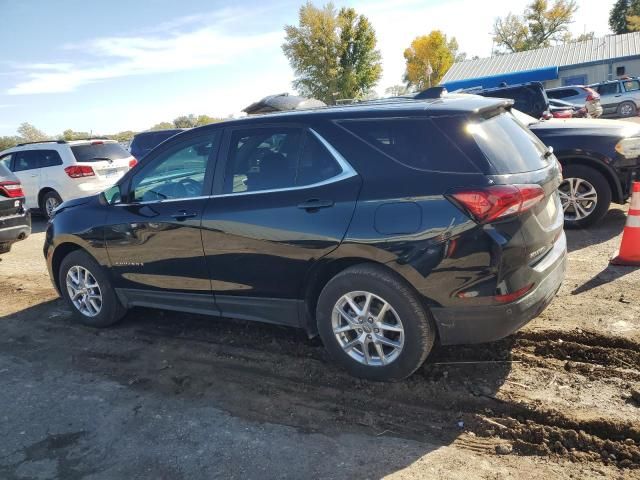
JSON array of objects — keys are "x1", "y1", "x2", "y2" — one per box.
[
  {"x1": 622, "y1": 79, "x2": 640, "y2": 106},
  {"x1": 104, "y1": 131, "x2": 221, "y2": 314},
  {"x1": 10, "y1": 150, "x2": 40, "y2": 209},
  {"x1": 201, "y1": 124, "x2": 361, "y2": 327}
]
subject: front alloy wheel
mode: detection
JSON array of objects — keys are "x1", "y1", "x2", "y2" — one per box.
[
  {"x1": 332, "y1": 291, "x2": 405, "y2": 366},
  {"x1": 66, "y1": 265, "x2": 103, "y2": 317},
  {"x1": 559, "y1": 177, "x2": 598, "y2": 222}
]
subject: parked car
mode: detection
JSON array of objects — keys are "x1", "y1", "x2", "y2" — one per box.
[
  {"x1": 0, "y1": 161, "x2": 30, "y2": 254},
  {"x1": 590, "y1": 78, "x2": 640, "y2": 118},
  {"x1": 512, "y1": 109, "x2": 640, "y2": 227},
  {"x1": 545, "y1": 85, "x2": 603, "y2": 118},
  {"x1": 129, "y1": 129, "x2": 185, "y2": 161},
  {"x1": 45, "y1": 95, "x2": 566, "y2": 381},
  {"x1": 0, "y1": 139, "x2": 136, "y2": 218},
  {"x1": 462, "y1": 82, "x2": 550, "y2": 119},
  {"x1": 548, "y1": 99, "x2": 584, "y2": 118}
]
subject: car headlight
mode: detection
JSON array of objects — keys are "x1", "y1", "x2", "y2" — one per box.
[{"x1": 615, "y1": 136, "x2": 640, "y2": 159}]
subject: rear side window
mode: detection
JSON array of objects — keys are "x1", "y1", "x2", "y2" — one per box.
[
  {"x1": 469, "y1": 113, "x2": 549, "y2": 174},
  {"x1": 39, "y1": 150, "x2": 63, "y2": 167},
  {"x1": 597, "y1": 83, "x2": 620, "y2": 95},
  {"x1": 547, "y1": 89, "x2": 577, "y2": 99},
  {"x1": 71, "y1": 142, "x2": 130, "y2": 162},
  {"x1": 338, "y1": 118, "x2": 478, "y2": 173}
]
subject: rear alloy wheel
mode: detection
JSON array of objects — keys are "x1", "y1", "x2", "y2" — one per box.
[
  {"x1": 618, "y1": 101, "x2": 637, "y2": 118},
  {"x1": 559, "y1": 165, "x2": 611, "y2": 229},
  {"x1": 317, "y1": 264, "x2": 435, "y2": 381},
  {"x1": 42, "y1": 191, "x2": 62, "y2": 218}
]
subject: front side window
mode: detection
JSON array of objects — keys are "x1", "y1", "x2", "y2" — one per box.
[
  {"x1": 131, "y1": 135, "x2": 218, "y2": 202},
  {"x1": 623, "y1": 80, "x2": 640, "y2": 92}
]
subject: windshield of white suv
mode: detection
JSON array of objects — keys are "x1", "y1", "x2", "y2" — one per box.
[{"x1": 70, "y1": 142, "x2": 130, "y2": 162}]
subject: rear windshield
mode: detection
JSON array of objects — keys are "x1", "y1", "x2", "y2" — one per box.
[
  {"x1": 70, "y1": 143, "x2": 130, "y2": 162},
  {"x1": 132, "y1": 131, "x2": 180, "y2": 150},
  {"x1": 469, "y1": 112, "x2": 550, "y2": 174},
  {"x1": 337, "y1": 118, "x2": 479, "y2": 173}
]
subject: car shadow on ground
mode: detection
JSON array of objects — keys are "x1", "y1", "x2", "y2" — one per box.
[
  {"x1": 565, "y1": 207, "x2": 627, "y2": 253},
  {"x1": 0, "y1": 299, "x2": 517, "y2": 478},
  {"x1": 30, "y1": 216, "x2": 48, "y2": 234}
]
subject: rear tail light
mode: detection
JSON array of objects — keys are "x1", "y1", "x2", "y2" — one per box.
[
  {"x1": 64, "y1": 165, "x2": 95, "y2": 178},
  {"x1": 0, "y1": 180, "x2": 24, "y2": 198},
  {"x1": 542, "y1": 111, "x2": 552, "y2": 120},
  {"x1": 447, "y1": 184, "x2": 545, "y2": 224},
  {"x1": 129, "y1": 158, "x2": 138, "y2": 169},
  {"x1": 494, "y1": 283, "x2": 534, "y2": 303}
]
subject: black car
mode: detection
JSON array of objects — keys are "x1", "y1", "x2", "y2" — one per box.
[
  {"x1": 129, "y1": 129, "x2": 185, "y2": 160},
  {"x1": 0, "y1": 161, "x2": 30, "y2": 253},
  {"x1": 512, "y1": 110, "x2": 640, "y2": 228},
  {"x1": 44, "y1": 95, "x2": 566, "y2": 380},
  {"x1": 462, "y1": 82, "x2": 550, "y2": 119}
]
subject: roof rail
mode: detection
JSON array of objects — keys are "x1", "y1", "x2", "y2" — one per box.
[
  {"x1": 66, "y1": 137, "x2": 111, "y2": 142},
  {"x1": 16, "y1": 139, "x2": 67, "y2": 147}
]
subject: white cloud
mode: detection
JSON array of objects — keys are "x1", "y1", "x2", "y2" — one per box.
[{"x1": 8, "y1": 21, "x2": 283, "y2": 95}]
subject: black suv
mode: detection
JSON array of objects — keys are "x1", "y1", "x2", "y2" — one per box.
[
  {"x1": 45, "y1": 96, "x2": 566, "y2": 380},
  {"x1": 463, "y1": 82, "x2": 551, "y2": 119},
  {"x1": 0, "y1": 161, "x2": 30, "y2": 253},
  {"x1": 129, "y1": 129, "x2": 186, "y2": 160}
]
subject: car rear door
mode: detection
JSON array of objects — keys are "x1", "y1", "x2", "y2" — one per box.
[
  {"x1": 104, "y1": 131, "x2": 221, "y2": 312},
  {"x1": 201, "y1": 124, "x2": 361, "y2": 326},
  {"x1": 10, "y1": 150, "x2": 40, "y2": 209},
  {"x1": 596, "y1": 83, "x2": 621, "y2": 114}
]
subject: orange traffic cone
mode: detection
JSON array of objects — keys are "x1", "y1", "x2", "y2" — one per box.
[{"x1": 611, "y1": 181, "x2": 640, "y2": 266}]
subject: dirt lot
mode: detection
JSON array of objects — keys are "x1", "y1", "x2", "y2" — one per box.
[{"x1": 0, "y1": 208, "x2": 639, "y2": 479}]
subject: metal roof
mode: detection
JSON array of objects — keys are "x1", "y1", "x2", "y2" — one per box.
[{"x1": 441, "y1": 32, "x2": 640, "y2": 83}]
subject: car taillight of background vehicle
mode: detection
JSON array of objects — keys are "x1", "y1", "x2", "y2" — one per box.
[
  {"x1": 447, "y1": 184, "x2": 545, "y2": 224},
  {"x1": 0, "y1": 180, "x2": 25, "y2": 198},
  {"x1": 129, "y1": 158, "x2": 138, "y2": 169},
  {"x1": 64, "y1": 165, "x2": 95, "y2": 178},
  {"x1": 585, "y1": 87, "x2": 600, "y2": 101}
]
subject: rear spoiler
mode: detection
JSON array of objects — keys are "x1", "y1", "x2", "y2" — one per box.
[{"x1": 474, "y1": 99, "x2": 514, "y2": 119}]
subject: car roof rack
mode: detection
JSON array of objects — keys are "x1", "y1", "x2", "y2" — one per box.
[
  {"x1": 16, "y1": 139, "x2": 67, "y2": 147},
  {"x1": 66, "y1": 137, "x2": 111, "y2": 142}
]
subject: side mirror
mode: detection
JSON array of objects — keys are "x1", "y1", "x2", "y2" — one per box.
[{"x1": 103, "y1": 184, "x2": 122, "y2": 205}]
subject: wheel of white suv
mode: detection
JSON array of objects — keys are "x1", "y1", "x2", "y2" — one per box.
[
  {"x1": 559, "y1": 164, "x2": 611, "y2": 229},
  {"x1": 42, "y1": 190, "x2": 62, "y2": 218},
  {"x1": 618, "y1": 101, "x2": 637, "y2": 118},
  {"x1": 316, "y1": 264, "x2": 435, "y2": 381},
  {"x1": 59, "y1": 250, "x2": 127, "y2": 327}
]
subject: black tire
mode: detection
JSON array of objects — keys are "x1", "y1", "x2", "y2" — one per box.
[
  {"x1": 58, "y1": 250, "x2": 126, "y2": 327},
  {"x1": 618, "y1": 101, "x2": 637, "y2": 118},
  {"x1": 41, "y1": 190, "x2": 63, "y2": 219},
  {"x1": 316, "y1": 263, "x2": 435, "y2": 381},
  {"x1": 560, "y1": 164, "x2": 612, "y2": 229}
]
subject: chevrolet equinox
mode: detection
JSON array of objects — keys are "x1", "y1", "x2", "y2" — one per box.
[{"x1": 45, "y1": 94, "x2": 567, "y2": 380}]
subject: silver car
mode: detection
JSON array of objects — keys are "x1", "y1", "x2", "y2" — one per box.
[
  {"x1": 545, "y1": 85, "x2": 603, "y2": 118},
  {"x1": 590, "y1": 79, "x2": 640, "y2": 118}
]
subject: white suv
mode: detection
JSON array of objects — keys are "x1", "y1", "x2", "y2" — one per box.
[{"x1": 0, "y1": 139, "x2": 136, "y2": 217}]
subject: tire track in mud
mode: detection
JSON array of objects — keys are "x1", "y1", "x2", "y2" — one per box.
[{"x1": 9, "y1": 309, "x2": 640, "y2": 469}]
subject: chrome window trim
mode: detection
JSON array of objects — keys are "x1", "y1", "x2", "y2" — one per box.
[{"x1": 112, "y1": 129, "x2": 357, "y2": 206}]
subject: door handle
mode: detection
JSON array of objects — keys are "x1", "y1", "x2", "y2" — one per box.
[
  {"x1": 171, "y1": 210, "x2": 198, "y2": 221},
  {"x1": 297, "y1": 199, "x2": 334, "y2": 211}
]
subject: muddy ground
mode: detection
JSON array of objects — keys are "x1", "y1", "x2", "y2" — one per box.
[{"x1": 0, "y1": 208, "x2": 639, "y2": 479}]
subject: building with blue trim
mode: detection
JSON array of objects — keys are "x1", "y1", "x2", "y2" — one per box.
[{"x1": 440, "y1": 32, "x2": 640, "y2": 90}]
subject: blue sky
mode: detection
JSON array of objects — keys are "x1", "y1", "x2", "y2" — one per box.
[{"x1": 0, "y1": 0, "x2": 612, "y2": 136}]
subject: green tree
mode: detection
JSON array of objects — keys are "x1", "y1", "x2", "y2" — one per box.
[
  {"x1": 282, "y1": 2, "x2": 382, "y2": 103},
  {"x1": 385, "y1": 85, "x2": 410, "y2": 97},
  {"x1": 0, "y1": 136, "x2": 20, "y2": 150},
  {"x1": 59, "y1": 129, "x2": 90, "y2": 141},
  {"x1": 173, "y1": 114, "x2": 197, "y2": 128},
  {"x1": 107, "y1": 130, "x2": 136, "y2": 143},
  {"x1": 403, "y1": 31, "x2": 459, "y2": 89},
  {"x1": 493, "y1": 0, "x2": 578, "y2": 53},
  {"x1": 194, "y1": 115, "x2": 222, "y2": 127},
  {"x1": 16, "y1": 122, "x2": 49, "y2": 143},
  {"x1": 148, "y1": 122, "x2": 175, "y2": 131},
  {"x1": 609, "y1": 0, "x2": 640, "y2": 33}
]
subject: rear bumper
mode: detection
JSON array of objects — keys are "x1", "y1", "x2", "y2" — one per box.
[
  {"x1": 0, "y1": 211, "x2": 31, "y2": 245},
  {"x1": 431, "y1": 231, "x2": 567, "y2": 345}
]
